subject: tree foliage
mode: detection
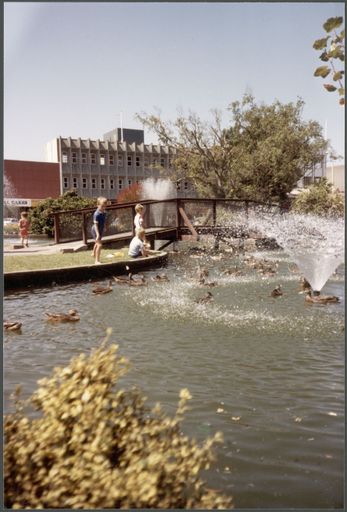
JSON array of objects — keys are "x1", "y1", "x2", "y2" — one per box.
[
  {"x1": 313, "y1": 16, "x2": 345, "y2": 105},
  {"x1": 5, "y1": 335, "x2": 232, "y2": 509},
  {"x1": 29, "y1": 190, "x2": 95, "y2": 237},
  {"x1": 137, "y1": 95, "x2": 327, "y2": 203},
  {"x1": 292, "y1": 178, "x2": 344, "y2": 217},
  {"x1": 116, "y1": 182, "x2": 143, "y2": 204}
]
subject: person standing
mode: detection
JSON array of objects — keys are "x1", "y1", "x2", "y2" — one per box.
[
  {"x1": 18, "y1": 211, "x2": 30, "y2": 247},
  {"x1": 134, "y1": 204, "x2": 145, "y2": 230},
  {"x1": 91, "y1": 197, "x2": 107, "y2": 264}
]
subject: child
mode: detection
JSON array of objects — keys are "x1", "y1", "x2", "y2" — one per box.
[
  {"x1": 91, "y1": 197, "x2": 107, "y2": 264},
  {"x1": 18, "y1": 211, "x2": 30, "y2": 247},
  {"x1": 128, "y1": 227, "x2": 149, "y2": 258},
  {"x1": 134, "y1": 204, "x2": 145, "y2": 230}
]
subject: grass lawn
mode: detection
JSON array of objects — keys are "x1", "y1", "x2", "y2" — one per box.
[{"x1": 4, "y1": 248, "x2": 130, "y2": 272}]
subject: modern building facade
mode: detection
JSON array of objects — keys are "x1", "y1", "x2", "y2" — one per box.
[{"x1": 45, "y1": 128, "x2": 194, "y2": 199}]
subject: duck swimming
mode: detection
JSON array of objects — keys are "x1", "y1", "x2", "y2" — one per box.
[
  {"x1": 45, "y1": 309, "x2": 80, "y2": 322},
  {"x1": 4, "y1": 321, "x2": 22, "y2": 332},
  {"x1": 305, "y1": 291, "x2": 339, "y2": 304},
  {"x1": 129, "y1": 274, "x2": 147, "y2": 287},
  {"x1": 271, "y1": 285, "x2": 283, "y2": 297},
  {"x1": 152, "y1": 273, "x2": 170, "y2": 282},
  {"x1": 92, "y1": 280, "x2": 113, "y2": 295},
  {"x1": 195, "y1": 291, "x2": 214, "y2": 304}
]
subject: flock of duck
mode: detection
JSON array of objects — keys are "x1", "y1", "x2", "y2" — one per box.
[{"x1": 4, "y1": 254, "x2": 340, "y2": 334}]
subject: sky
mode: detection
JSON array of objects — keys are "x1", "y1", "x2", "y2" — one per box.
[{"x1": 4, "y1": 2, "x2": 345, "y2": 163}]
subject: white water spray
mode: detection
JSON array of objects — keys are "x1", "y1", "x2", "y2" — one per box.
[
  {"x1": 247, "y1": 211, "x2": 344, "y2": 292},
  {"x1": 141, "y1": 178, "x2": 176, "y2": 226}
]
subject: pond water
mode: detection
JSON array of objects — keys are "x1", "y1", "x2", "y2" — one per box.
[{"x1": 4, "y1": 246, "x2": 345, "y2": 508}]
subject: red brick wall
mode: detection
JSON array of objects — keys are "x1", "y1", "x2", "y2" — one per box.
[{"x1": 4, "y1": 160, "x2": 61, "y2": 199}]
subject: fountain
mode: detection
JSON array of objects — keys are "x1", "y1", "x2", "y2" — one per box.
[
  {"x1": 246, "y1": 210, "x2": 344, "y2": 295},
  {"x1": 141, "y1": 178, "x2": 176, "y2": 226},
  {"x1": 4, "y1": 174, "x2": 18, "y2": 218}
]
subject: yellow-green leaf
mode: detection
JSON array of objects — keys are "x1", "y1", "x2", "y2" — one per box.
[
  {"x1": 338, "y1": 87, "x2": 345, "y2": 96},
  {"x1": 313, "y1": 36, "x2": 330, "y2": 50},
  {"x1": 323, "y1": 84, "x2": 337, "y2": 92},
  {"x1": 314, "y1": 66, "x2": 331, "y2": 78},
  {"x1": 323, "y1": 17, "x2": 343, "y2": 33},
  {"x1": 333, "y1": 71, "x2": 344, "y2": 81}
]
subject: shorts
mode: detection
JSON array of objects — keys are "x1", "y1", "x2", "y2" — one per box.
[{"x1": 91, "y1": 226, "x2": 103, "y2": 241}]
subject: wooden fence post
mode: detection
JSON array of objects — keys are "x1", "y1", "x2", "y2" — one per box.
[
  {"x1": 82, "y1": 212, "x2": 88, "y2": 245},
  {"x1": 53, "y1": 213, "x2": 60, "y2": 244}
]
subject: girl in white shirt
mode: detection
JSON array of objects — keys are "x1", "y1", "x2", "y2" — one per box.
[{"x1": 134, "y1": 204, "x2": 144, "y2": 229}]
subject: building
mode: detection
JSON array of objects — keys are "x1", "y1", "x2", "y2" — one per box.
[
  {"x1": 4, "y1": 159, "x2": 60, "y2": 216},
  {"x1": 45, "y1": 128, "x2": 194, "y2": 199},
  {"x1": 325, "y1": 163, "x2": 344, "y2": 192}
]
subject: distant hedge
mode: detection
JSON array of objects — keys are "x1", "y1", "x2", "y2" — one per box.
[{"x1": 292, "y1": 178, "x2": 344, "y2": 217}]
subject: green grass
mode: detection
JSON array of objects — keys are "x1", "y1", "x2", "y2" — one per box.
[{"x1": 4, "y1": 248, "x2": 130, "y2": 272}]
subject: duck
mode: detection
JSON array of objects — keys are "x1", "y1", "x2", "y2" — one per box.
[
  {"x1": 271, "y1": 285, "x2": 283, "y2": 297},
  {"x1": 45, "y1": 309, "x2": 80, "y2": 322},
  {"x1": 299, "y1": 277, "x2": 311, "y2": 291},
  {"x1": 195, "y1": 291, "x2": 214, "y2": 304},
  {"x1": 305, "y1": 291, "x2": 339, "y2": 304},
  {"x1": 199, "y1": 277, "x2": 217, "y2": 287},
  {"x1": 129, "y1": 275, "x2": 147, "y2": 287},
  {"x1": 92, "y1": 280, "x2": 113, "y2": 295},
  {"x1": 152, "y1": 273, "x2": 170, "y2": 282},
  {"x1": 4, "y1": 321, "x2": 22, "y2": 332},
  {"x1": 113, "y1": 275, "x2": 131, "y2": 285}
]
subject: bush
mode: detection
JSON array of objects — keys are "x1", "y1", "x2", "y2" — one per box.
[
  {"x1": 116, "y1": 182, "x2": 143, "y2": 204},
  {"x1": 29, "y1": 191, "x2": 96, "y2": 237},
  {"x1": 292, "y1": 178, "x2": 344, "y2": 216},
  {"x1": 5, "y1": 333, "x2": 233, "y2": 509}
]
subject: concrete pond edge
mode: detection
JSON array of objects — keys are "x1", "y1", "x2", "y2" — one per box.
[{"x1": 4, "y1": 251, "x2": 168, "y2": 290}]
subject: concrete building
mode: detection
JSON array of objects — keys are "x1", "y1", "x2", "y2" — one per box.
[
  {"x1": 325, "y1": 163, "x2": 344, "y2": 192},
  {"x1": 4, "y1": 159, "x2": 60, "y2": 216},
  {"x1": 45, "y1": 128, "x2": 194, "y2": 199}
]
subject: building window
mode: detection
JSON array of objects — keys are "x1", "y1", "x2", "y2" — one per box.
[
  {"x1": 128, "y1": 179, "x2": 132, "y2": 186},
  {"x1": 72, "y1": 152, "x2": 77, "y2": 164},
  {"x1": 118, "y1": 179, "x2": 123, "y2": 190},
  {"x1": 127, "y1": 155, "x2": 132, "y2": 166},
  {"x1": 153, "y1": 158, "x2": 158, "y2": 166},
  {"x1": 62, "y1": 152, "x2": 68, "y2": 163},
  {"x1": 100, "y1": 155, "x2": 105, "y2": 166},
  {"x1": 82, "y1": 153, "x2": 87, "y2": 164},
  {"x1": 160, "y1": 158, "x2": 165, "y2": 167},
  {"x1": 169, "y1": 158, "x2": 173, "y2": 168},
  {"x1": 177, "y1": 182, "x2": 181, "y2": 191},
  {"x1": 109, "y1": 154, "x2": 114, "y2": 165},
  {"x1": 92, "y1": 178, "x2": 96, "y2": 189},
  {"x1": 73, "y1": 177, "x2": 78, "y2": 189},
  {"x1": 184, "y1": 181, "x2": 189, "y2": 191},
  {"x1": 144, "y1": 157, "x2": 149, "y2": 166},
  {"x1": 63, "y1": 177, "x2": 69, "y2": 188},
  {"x1": 91, "y1": 153, "x2": 96, "y2": 164},
  {"x1": 118, "y1": 155, "x2": 123, "y2": 166},
  {"x1": 101, "y1": 178, "x2": 105, "y2": 189},
  {"x1": 136, "y1": 156, "x2": 140, "y2": 167},
  {"x1": 82, "y1": 178, "x2": 87, "y2": 189},
  {"x1": 110, "y1": 179, "x2": 114, "y2": 190}
]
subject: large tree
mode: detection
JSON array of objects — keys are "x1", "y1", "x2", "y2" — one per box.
[{"x1": 137, "y1": 95, "x2": 327, "y2": 203}]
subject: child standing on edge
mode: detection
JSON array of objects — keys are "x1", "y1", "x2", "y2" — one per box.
[
  {"x1": 18, "y1": 211, "x2": 30, "y2": 247},
  {"x1": 134, "y1": 204, "x2": 145, "y2": 230},
  {"x1": 91, "y1": 197, "x2": 107, "y2": 264}
]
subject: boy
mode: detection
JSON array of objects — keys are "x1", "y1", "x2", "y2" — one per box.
[
  {"x1": 128, "y1": 227, "x2": 149, "y2": 258},
  {"x1": 91, "y1": 197, "x2": 107, "y2": 264},
  {"x1": 134, "y1": 203, "x2": 145, "y2": 229}
]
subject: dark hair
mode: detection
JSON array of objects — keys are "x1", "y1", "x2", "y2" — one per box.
[{"x1": 21, "y1": 212, "x2": 28, "y2": 217}]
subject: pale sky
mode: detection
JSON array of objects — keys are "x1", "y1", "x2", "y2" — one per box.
[{"x1": 4, "y1": 2, "x2": 345, "y2": 163}]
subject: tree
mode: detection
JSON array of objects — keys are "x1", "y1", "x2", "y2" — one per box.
[
  {"x1": 29, "y1": 190, "x2": 95, "y2": 237},
  {"x1": 137, "y1": 95, "x2": 327, "y2": 203},
  {"x1": 292, "y1": 177, "x2": 344, "y2": 217},
  {"x1": 313, "y1": 16, "x2": 345, "y2": 105},
  {"x1": 116, "y1": 182, "x2": 143, "y2": 204}
]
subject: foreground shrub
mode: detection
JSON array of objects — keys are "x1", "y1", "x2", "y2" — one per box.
[
  {"x1": 292, "y1": 178, "x2": 344, "y2": 217},
  {"x1": 5, "y1": 333, "x2": 233, "y2": 509}
]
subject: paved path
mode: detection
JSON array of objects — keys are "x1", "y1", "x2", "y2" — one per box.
[{"x1": 4, "y1": 240, "x2": 88, "y2": 256}]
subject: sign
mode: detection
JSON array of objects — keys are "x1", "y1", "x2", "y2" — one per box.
[{"x1": 4, "y1": 198, "x2": 32, "y2": 206}]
